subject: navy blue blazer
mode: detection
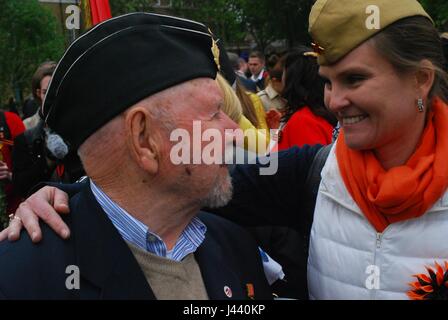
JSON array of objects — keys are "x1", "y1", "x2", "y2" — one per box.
[{"x1": 0, "y1": 181, "x2": 272, "y2": 300}]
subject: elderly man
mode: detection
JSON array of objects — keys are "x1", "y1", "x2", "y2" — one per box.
[{"x1": 0, "y1": 13, "x2": 271, "y2": 300}]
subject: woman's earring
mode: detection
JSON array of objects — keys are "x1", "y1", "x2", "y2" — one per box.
[{"x1": 417, "y1": 98, "x2": 424, "y2": 113}]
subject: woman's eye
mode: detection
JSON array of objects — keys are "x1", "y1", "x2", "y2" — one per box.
[{"x1": 346, "y1": 75, "x2": 366, "y2": 85}]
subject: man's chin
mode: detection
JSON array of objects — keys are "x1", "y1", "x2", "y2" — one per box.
[{"x1": 201, "y1": 173, "x2": 233, "y2": 208}]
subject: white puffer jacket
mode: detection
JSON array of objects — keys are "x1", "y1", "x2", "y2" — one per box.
[{"x1": 308, "y1": 144, "x2": 448, "y2": 300}]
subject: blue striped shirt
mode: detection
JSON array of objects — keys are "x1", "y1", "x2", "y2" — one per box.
[{"x1": 90, "y1": 180, "x2": 207, "y2": 261}]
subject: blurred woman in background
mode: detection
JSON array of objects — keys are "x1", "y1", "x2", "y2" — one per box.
[{"x1": 276, "y1": 48, "x2": 337, "y2": 151}]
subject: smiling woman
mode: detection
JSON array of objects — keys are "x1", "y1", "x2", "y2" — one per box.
[{"x1": 302, "y1": 0, "x2": 448, "y2": 300}]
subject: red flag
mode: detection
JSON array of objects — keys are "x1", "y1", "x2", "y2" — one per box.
[
  {"x1": 90, "y1": 0, "x2": 112, "y2": 25},
  {"x1": 82, "y1": 0, "x2": 112, "y2": 28}
]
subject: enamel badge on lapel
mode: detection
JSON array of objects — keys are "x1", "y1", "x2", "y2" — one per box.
[
  {"x1": 246, "y1": 283, "x2": 255, "y2": 299},
  {"x1": 224, "y1": 285, "x2": 232, "y2": 298}
]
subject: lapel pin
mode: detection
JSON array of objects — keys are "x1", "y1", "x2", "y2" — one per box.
[
  {"x1": 246, "y1": 283, "x2": 255, "y2": 299},
  {"x1": 224, "y1": 285, "x2": 232, "y2": 298}
]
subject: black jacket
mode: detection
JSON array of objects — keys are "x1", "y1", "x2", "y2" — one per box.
[{"x1": 0, "y1": 181, "x2": 272, "y2": 300}]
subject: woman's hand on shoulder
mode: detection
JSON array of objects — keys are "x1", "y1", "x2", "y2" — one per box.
[{"x1": 0, "y1": 186, "x2": 71, "y2": 243}]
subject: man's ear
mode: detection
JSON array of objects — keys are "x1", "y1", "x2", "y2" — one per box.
[
  {"x1": 415, "y1": 59, "x2": 436, "y2": 100},
  {"x1": 125, "y1": 107, "x2": 159, "y2": 174}
]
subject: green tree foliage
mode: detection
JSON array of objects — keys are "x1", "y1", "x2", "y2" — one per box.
[
  {"x1": 171, "y1": 0, "x2": 313, "y2": 51},
  {"x1": 170, "y1": 0, "x2": 245, "y2": 47},
  {"x1": 0, "y1": 0, "x2": 64, "y2": 104},
  {"x1": 110, "y1": 0, "x2": 155, "y2": 15},
  {"x1": 419, "y1": 0, "x2": 448, "y2": 30},
  {"x1": 233, "y1": 0, "x2": 313, "y2": 50}
]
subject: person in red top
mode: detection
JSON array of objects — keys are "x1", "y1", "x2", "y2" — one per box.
[
  {"x1": 278, "y1": 106, "x2": 334, "y2": 149},
  {"x1": 277, "y1": 47, "x2": 337, "y2": 151},
  {"x1": 0, "y1": 111, "x2": 25, "y2": 214}
]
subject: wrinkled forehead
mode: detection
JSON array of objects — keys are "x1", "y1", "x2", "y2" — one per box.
[
  {"x1": 193, "y1": 79, "x2": 223, "y2": 111},
  {"x1": 169, "y1": 78, "x2": 223, "y2": 115}
]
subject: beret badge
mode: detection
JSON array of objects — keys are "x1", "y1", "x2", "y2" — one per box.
[{"x1": 209, "y1": 29, "x2": 221, "y2": 71}]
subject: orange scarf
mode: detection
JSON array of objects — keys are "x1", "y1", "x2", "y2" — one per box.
[{"x1": 336, "y1": 97, "x2": 448, "y2": 232}]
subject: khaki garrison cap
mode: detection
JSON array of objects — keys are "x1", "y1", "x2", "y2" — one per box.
[{"x1": 309, "y1": 0, "x2": 433, "y2": 65}]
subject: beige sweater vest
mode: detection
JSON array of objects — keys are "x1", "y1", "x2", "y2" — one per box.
[{"x1": 127, "y1": 242, "x2": 209, "y2": 300}]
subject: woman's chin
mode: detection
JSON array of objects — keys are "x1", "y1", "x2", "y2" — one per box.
[{"x1": 343, "y1": 135, "x2": 374, "y2": 151}]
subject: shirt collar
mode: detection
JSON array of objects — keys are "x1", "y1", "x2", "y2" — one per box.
[
  {"x1": 90, "y1": 180, "x2": 207, "y2": 261},
  {"x1": 265, "y1": 85, "x2": 279, "y2": 99},
  {"x1": 251, "y1": 69, "x2": 265, "y2": 81}
]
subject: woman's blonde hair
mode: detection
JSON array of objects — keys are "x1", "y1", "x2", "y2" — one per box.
[{"x1": 215, "y1": 73, "x2": 242, "y2": 123}]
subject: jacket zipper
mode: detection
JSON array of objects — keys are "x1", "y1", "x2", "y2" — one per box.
[
  {"x1": 371, "y1": 232, "x2": 382, "y2": 299},
  {"x1": 376, "y1": 233, "x2": 382, "y2": 249}
]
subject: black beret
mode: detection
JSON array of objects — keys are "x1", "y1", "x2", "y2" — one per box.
[{"x1": 42, "y1": 12, "x2": 219, "y2": 150}]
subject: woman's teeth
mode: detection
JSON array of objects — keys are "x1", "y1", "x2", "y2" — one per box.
[{"x1": 343, "y1": 115, "x2": 367, "y2": 125}]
